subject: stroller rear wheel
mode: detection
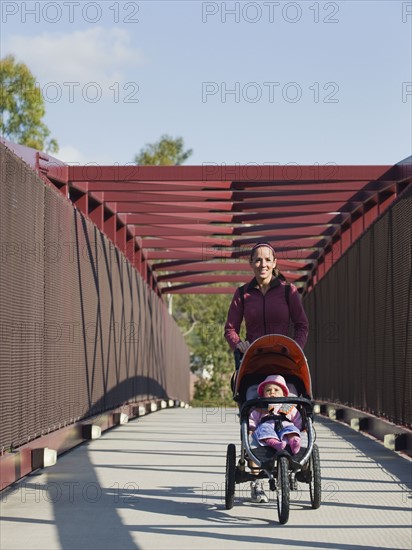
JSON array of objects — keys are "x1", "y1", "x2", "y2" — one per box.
[
  {"x1": 309, "y1": 443, "x2": 321, "y2": 509},
  {"x1": 225, "y1": 444, "x2": 236, "y2": 509},
  {"x1": 276, "y1": 456, "x2": 290, "y2": 524}
]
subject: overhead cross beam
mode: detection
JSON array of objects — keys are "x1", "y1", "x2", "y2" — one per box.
[{"x1": 36, "y1": 158, "x2": 412, "y2": 297}]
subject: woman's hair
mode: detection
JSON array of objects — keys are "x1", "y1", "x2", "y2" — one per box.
[{"x1": 249, "y1": 242, "x2": 286, "y2": 281}]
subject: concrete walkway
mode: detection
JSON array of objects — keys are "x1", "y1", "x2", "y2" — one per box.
[{"x1": 1, "y1": 407, "x2": 411, "y2": 550}]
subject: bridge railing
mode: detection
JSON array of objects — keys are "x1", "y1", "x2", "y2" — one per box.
[
  {"x1": 304, "y1": 178, "x2": 412, "y2": 428},
  {"x1": 0, "y1": 143, "x2": 190, "y2": 454}
]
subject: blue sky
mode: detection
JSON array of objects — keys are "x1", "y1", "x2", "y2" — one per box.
[{"x1": 2, "y1": 0, "x2": 411, "y2": 166}]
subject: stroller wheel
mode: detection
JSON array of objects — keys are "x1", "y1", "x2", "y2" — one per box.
[
  {"x1": 225, "y1": 444, "x2": 236, "y2": 509},
  {"x1": 276, "y1": 456, "x2": 290, "y2": 524},
  {"x1": 309, "y1": 443, "x2": 321, "y2": 509}
]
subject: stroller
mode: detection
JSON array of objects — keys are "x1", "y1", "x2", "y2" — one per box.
[{"x1": 225, "y1": 334, "x2": 321, "y2": 524}]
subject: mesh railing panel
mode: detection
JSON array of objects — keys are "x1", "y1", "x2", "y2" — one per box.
[
  {"x1": 0, "y1": 145, "x2": 190, "y2": 451},
  {"x1": 1, "y1": 148, "x2": 45, "y2": 448},
  {"x1": 304, "y1": 185, "x2": 412, "y2": 427}
]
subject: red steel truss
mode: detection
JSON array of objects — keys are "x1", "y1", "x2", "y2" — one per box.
[{"x1": 3, "y1": 140, "x2": 411, "y2": 296}]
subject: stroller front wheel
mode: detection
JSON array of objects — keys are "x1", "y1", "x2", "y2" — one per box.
[
  {"x1": 225, "y1": 444, "x2": 236, "y2": 509},
  {"x1": 309, "y1": 443, "x2": 322, "y2": 509},
  {"x1": 276, "y1": 456, "x2": 290, "y2": 524}
]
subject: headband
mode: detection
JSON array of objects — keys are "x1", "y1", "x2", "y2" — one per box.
[{"x1": 250, "y1": 242, "x2": 277, "y2": 258}]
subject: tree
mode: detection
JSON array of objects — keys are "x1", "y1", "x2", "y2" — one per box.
[
  {"x1": 0, "y1": 55, "x2": 58, "y2": 153},
  {"x1": 134, "y1": 134, "x2": 192, "y2": 165}
]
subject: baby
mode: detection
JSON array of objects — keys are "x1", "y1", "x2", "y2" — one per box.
[{"x1": 249, "y1": 374, "x2": 302, "y2": 455}]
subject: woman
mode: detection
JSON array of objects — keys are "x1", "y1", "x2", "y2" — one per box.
[
  {"x1": 224, "y1": 242, "x2": 309, "y2": 355},
  {"x1": 224, "y1": 242, "x2": 309, "y2": 504}
]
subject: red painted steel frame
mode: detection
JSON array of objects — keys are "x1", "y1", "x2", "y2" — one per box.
[{"x1": 3, "y1": 140, "x2": 411, "y2": 296}]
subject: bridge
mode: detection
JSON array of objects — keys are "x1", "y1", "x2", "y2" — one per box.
[{"x1": 0, "y1": 141, "x2": 411, "y2": 548}]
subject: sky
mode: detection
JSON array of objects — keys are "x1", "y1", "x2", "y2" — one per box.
[{"x1": 1, "y1": 0, "x2": 412, "y2": 167}]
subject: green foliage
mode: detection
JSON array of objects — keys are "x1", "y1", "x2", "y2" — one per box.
[
  {"x1": 134, "y1": 134, "x2": 193, "y2": 165},
  {"x1": 172, "y1": 293, "x2": 236, "y2": 405},
  {"x1": 0, "y1": 55, "x2": 58, "y2": 153}
]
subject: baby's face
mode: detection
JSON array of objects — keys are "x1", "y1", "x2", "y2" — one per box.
[{"x1": 263, "y1": 383, "x2": 284, "y2": 398}]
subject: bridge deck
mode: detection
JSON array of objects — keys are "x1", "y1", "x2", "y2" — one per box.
[{"x1": 1, "y1": 408, "x2": 411, "y2": 550}]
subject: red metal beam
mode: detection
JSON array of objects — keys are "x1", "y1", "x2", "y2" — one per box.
[
  {"x1": 119, "y1": 212, "x2": 235, "y2": 224},
  {"x1": 166, "y1": 286, "x2": 238, "y2": 294},
  {"x1": 158, "y1": 272, "x2": 304, "y2": 283},
  {"x1": 106, "y1": 201, "x2": 234, "y2": 213},
  {"x1": 129, "y1": 223, "x2": 334, "y2": 238},
  {"x1": 70, "y1": 180, "x2": 234, "y2": 192},
  {"x1": 141, "y1": 236, "x2": 325, "y2": 249},
  {"x1": 233, "y1": 224, "x2": 334, "y2": 236},
  {"x1": 129, "y1": 224, "x2": 234, "y2": 237},
  {"x1": 68, "y1": 165, "x2": 396, "y2": 182},
  {"x1": 231, "y1": 181, "x2": 396, "y2": 191},
  {"x1": 108, "y1": 201, "x2": 362, "y2": 215},
  {"x1": 72, "y1": 180, "x2": 396, "y2": 196},
  {"x1": 234, "y1": 213, "x2": 344, "y2": 224},
  {"x1": 234, "y1": 202, "x2": 362, "y2": 213},
  {"x1": 152, "y1": 260, "x2": 314, "y2": 271},
  {"x1": 141, "y1": 236, "x2": 234, "y2": 248},
  {"x1": 102, "y1": 190, "x2": 235, "y2": 202}
]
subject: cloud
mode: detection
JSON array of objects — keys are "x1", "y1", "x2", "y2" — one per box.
[
  {"x1": 55, "y1": 144, "x2": 89, "y2": 164},
  {"x1": 56, "y1": 144, "x2": 112, "y2": 166},
  {"x1": 4, "y1": 27, "x2": 142, "y2": 86}
]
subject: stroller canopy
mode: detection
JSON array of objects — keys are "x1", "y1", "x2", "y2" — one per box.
[{"x1": 234, "y1": 334, "x2": 312, "y2": 399}]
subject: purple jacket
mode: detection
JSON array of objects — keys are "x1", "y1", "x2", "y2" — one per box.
[{"x1": 224, "y1": 276, "x2": 309, "y2": 351}]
